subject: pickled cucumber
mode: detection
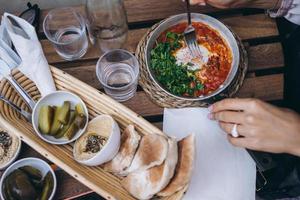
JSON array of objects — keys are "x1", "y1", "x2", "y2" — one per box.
[
  {"x1": 75, "y1": 103, "x2": 85, "y2": 115},
  {"x1": 49, "y1": 106, "x2": 62, "y2": 135},
  {"x1": 64, "y1": 121, "x2": 79, "y2": 140},
  {"x1": 38, "y1": 106, "x2": 54, "y2": 135},
  {"x1": 57, "y1": 101, "x2": 71, "y2": 124},
  {"x1": 74, "y1": 114, "x2": 87, "y2": 129},
  {"x1": 40, "y1": 172, "x2": 54, "y2": 200},
  {"x1": 54, "y1": 111, "x2": 75, "y2": 139}
]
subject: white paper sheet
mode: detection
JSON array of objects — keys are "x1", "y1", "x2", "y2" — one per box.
[{"x1": 163, "y1": 108, "x2": 256, "y2": 200}]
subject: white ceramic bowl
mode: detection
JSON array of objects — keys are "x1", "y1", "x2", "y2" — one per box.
[
  {"x1": 0, "y1": 157, "x2": 57, "y2": 200},
  {"x1": 73, "y1": 115, "x2": 121, "y2": 166},
  {"x1": 32, "y1": 91, "x2": 89, "y2": 145},
  {"x1": 0, "y1": 134, "x2": 21, "y2": 170}
]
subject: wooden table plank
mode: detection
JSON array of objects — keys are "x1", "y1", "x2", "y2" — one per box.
[
  {"x1": 248, "y1": 43, "x2": 284, "y2": 71},
  {"x1": 124, "y1": 0, "x2": 220, "y2": 23},
  {"x1": 42, "y1": 14, "x2": 279, "y2": 65},
  {"x1": 59, "y1": 42, "x2": 284, "y2": 91},
  {"x1": 38, "y1": 4, "x2": 220, "y2": 32},
  {"x1": 122, "y1": 74, "x2": 284, "y2": 116}
]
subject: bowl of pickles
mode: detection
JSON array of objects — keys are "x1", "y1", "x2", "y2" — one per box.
[
  {"x1": 0, "y1": 157, "x2": 57, "y2": 200},
  {"x1": 32, "y1": 91, "x2": 88, "y2": 145}
]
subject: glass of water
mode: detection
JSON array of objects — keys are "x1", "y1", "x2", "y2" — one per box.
[
  {"x1": 86, "y1": 0, "x2": 128, "y2": 53},
  {"x1": 96, "y1": 49, "x2": 139, "y2": 102},
  {"x1": 43, "y1": 7, "x2": 88, "y2": 61}
]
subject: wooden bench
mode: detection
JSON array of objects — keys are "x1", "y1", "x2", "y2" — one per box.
[{"x1": 0, "y1": 1, "x2": 285, "y2": 199}]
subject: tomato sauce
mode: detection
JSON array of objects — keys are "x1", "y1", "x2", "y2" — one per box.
[{"x1": 158, "y1": 22, "x2": 232, "y2": 96}]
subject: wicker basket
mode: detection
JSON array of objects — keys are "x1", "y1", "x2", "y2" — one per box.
[
  {"x1": 136, "y1": 21, "x2": 248, "y2": 108},
  {"x1": 0, "y1": 67, "x2": 187, "y2": 200}
]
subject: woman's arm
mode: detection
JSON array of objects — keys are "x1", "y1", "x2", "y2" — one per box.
[
  {"x1": 191, "y1": 0, "x2": 300, "y2": 25},
  {"x1": 209, "y1": 98, "x2": 300, "y2": 156},
  {"x1": 190, "y1": 0, "x2": 281, "y2": 9}
]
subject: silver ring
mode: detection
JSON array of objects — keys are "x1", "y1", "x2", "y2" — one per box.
[{"x1": 231, "y1": 124, "x2": 239, "y2": 138}]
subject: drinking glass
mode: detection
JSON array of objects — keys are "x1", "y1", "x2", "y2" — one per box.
[
  {"x1": 86, "y1": 0, "x2": 128, "y2": 53},
  {"x1": 43, "y1": 7, "x2": 88, "y2": 61},
  {"x1": 96, "y1": 49, "x2": 139, "y2": 102}
]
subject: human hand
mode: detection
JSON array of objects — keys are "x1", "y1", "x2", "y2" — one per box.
[
  {"x1": 190, "y1": 0, "x2": 250, "y2": 8},
  {"x1": 190, "y1": 0, "x2": 280, "y2": 9},
  {"x1": 209, "y1": 98, "x2": 300, "y2": 156}
]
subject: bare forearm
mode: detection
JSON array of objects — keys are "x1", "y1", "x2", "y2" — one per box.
[
  {"x1": 201, "y1": 0, "x2": 283, "y2": 9},
  {"x1": 286, "y1": 116, "x2": 300, "y2": 157},
  {"x1": 247, "y1": 0, "x2": 282, "y2": 9}
]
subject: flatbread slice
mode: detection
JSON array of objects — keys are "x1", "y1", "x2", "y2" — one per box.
[
  {"x1": 121, "y1": 134, "x2": 168, "y2": 176},
  {"x1": 121, "y1": 138, "x2": 178, "y2": 200},
  {"x1": 158, "y1": 134, "x2": 196, "y2": 197},
  {"x1": 103, "y1": 125, "x2": 141, "y2": 175}
]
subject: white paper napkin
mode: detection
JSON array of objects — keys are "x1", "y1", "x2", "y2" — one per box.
[
  {"x1": 0, "y1": 13, "x2": 56, "y2": 96},
  {"x1": 163, "y1": 108, "x2": 256, "y2": 200}
]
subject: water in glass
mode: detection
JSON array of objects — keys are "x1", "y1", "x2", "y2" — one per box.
[
  {"x1": 96, "y1": 49, "x2": 139, "y2": 102},
  {"x1": 86, "y1": 0, "x2": 128, "y2": 53}
]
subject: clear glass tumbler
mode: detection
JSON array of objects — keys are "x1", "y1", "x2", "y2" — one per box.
[
  {"x1": 86, "y1": 0, "x2": 128, "y2": 53},
  {"x1": 43, "y1": 7, "x2": 88, "y2": 61},
  {"x1": 96, "y1": 49, "x2": 139, "y2": 102}
]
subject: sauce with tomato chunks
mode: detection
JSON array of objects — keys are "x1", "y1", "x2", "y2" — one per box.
[{"x1": 155, "y1": 22, "x2": 232, "y2": 97}]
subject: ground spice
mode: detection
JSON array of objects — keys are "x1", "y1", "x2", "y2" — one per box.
[
  {"x1": 84, "y1": 134, "x2": 107, "y2": 153},
  {"x1": 0, "y1": 131, "x2": 12, "y2": 159},
  {"x1": 0, "y1": 131, "x2": 19, "y2": 168}
]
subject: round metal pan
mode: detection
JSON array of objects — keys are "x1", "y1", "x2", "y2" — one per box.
[{"x1": 145, "y1": 13, "x2": 240, "y2": 101}]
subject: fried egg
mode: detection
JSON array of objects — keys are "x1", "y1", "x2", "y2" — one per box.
[{"x1": 173, "y1": 42, "x2": 210, "y2": 71}]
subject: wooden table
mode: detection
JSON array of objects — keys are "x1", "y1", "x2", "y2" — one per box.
[{"x1": 1, "y1": 1, "x2": 285, "y2": 199}]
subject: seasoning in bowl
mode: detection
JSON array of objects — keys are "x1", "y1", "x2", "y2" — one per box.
[
  {"x1": 0, "y1": 131, "x2": 20, "y2": 169},
  {"x1": 84, "y1": 134, "x2": 108, "y2": 154},
  {"x1": 73, "y1": 114, "x2": 121, "y2": 166}
]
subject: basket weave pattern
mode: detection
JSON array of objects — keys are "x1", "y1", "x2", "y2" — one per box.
[
  {"x1": 136, "y1": 21, "x2": 248, "y2": 108},
  {"x1": 0, "y1": 67, "x2": 187, "y2": 200}
]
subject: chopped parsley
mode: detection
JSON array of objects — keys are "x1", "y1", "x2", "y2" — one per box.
[{"x1": 150, "y1": 32, "x2": 204, "y2": 97}]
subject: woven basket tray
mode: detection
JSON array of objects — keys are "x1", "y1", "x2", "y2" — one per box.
[
  {"x1": 136, "y1": 21, "x2": 248, "y2": 108},
  {"x1": 0, "y1": 67, "x2": 187, "y2": 200}
]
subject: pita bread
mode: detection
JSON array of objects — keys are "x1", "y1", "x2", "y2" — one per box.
[
  {"x1": 102, "y1": 125, "x2": 141, "y2": 175},
  {"x1": 158, "y1": 134, "x2": 195, "y2": 197},
  {"x1": 121, "y1": 138, "x2": 178, "y2": 200},
  {"x1": 121, "y1": 134, "x2": 168, "y2": 176}
]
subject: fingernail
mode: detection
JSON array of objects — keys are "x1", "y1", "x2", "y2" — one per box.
[
  {"x1": 208, "y1": 105, "x2": 213, "y2": 112},
  {"x1": 198, "y1": 2, "x2": 206, "y2": 6},
  {"x1": 207, "y1": 113, "x2": 213, "y2": 120}
]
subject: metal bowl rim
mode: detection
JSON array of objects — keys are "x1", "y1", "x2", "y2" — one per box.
[{"x1": 145, "y1": 13, "x2": 240, "y2": 101}]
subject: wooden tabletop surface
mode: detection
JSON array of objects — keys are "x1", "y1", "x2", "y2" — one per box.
[{"x1": 0, "y1": 1, "x2": 285, "y2": 199}]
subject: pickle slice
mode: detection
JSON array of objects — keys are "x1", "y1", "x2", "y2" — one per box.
[
  {"x1": 49, "y1": 106, "x2": 62, "y2": 135},
  {"x1": 74, "y1": 114, "x2": 87, "y2": 129},
  {"x1": 40, "y1": 172, "x2": 54, "y2": 200},
  {"x1": 57, "y1": 101, "x2": 71, "y2": 124},
  {"x1": 38, "y1": 106, "x2": 54, "y2": 135},
  {"x1": 64, "y1": 121, "x2": 79, "y2": 140},
  {"x1": 54, "y1": 111, "x2": 75, "y2": 139},
  {"x1": 75, "y1": 103, "x2": 85, "y2": 115}
]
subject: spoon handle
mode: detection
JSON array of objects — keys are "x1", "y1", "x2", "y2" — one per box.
[
  {"x1": 6, "y1": 75, "x2": 36, "y2": 110},
  {"x1": 0, "y1": 95, "x2": 32, "y2": 122},
  {"x1": 186, "y1": 0, "x2": 192, "y2": 25}
]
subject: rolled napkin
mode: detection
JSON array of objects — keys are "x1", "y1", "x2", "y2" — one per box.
[
  {"x1": 0, "y1": 13, "x2": 56, "y2": 96},
  {"x1": 163, "y1": 108, "x2": 256, "y2": 200}
]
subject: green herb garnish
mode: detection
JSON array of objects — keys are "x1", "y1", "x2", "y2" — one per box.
[{"x1": 150, "y1": 32, "x2": 204, "y2": 97}]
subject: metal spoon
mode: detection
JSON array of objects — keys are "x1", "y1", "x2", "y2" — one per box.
[
  {"x1": 0, "y1": 59, "x2": 36, "y2": 110},
  {"x1": 0, "y1": 95, "x2": 32, "y2": 122}
]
